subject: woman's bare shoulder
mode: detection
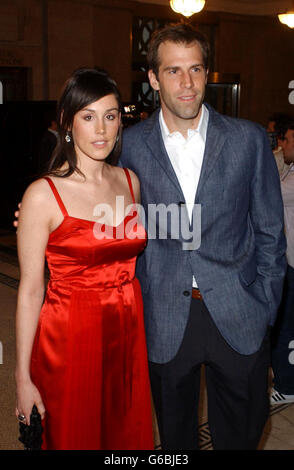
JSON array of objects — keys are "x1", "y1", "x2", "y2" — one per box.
[
  {"x1": 20, "y1": 177, "x2": 56, "y2": 213},
  {"x1": 22, "y1": 177, "x2": 50, "y2": 199}
]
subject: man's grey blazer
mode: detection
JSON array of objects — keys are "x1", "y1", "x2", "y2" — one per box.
[{"x1": 120, "y1": 104, "x2": 286, "y2": 363}]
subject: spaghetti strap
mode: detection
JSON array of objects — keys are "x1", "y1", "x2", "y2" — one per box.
[
  {"x1": 123, "y1": 168, "x2": 136, "y2": 204},
  {"x1": 43, "y1": 177, "x2": 68, "y2": 217}
]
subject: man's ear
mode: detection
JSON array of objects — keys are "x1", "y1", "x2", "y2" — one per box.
[{"x1": 148, "y1": 69, "x2": 160, "y2": 92}]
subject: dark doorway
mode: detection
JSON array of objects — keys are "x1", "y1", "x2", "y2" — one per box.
[
  {"x1": 0, "y1": 101, "x2": 57, "y2": 229},
  {"x1": 0, "y1": 67, "x2": 29, "y2": 102}
]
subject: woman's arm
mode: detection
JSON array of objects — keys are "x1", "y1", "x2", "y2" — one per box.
[{"x1": 15, "y1": 179, "x2": 52, "y2": 424}]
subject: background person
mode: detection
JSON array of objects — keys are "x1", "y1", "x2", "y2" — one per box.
[
  {"x1": 271, "y1": 122, "x2": 294, "y2": 405},
  {"x1": 38, "y1": 111, "x2": 58, "y2": 173},
  {"x1": 267, "y1": 113, "x2": 293, "y2": 175}
]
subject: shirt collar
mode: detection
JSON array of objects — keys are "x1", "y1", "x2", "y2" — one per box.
[
  {"x1": 159, "y1": 104, "x2": 209, "y2": 143},
  {"x1": 281, "y1": 162, "x2": 294, "y2": 181}
]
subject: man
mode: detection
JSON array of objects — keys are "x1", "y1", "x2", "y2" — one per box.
[
  {"x1": 38, "y1": 112, "x2": 58, "y2": 173},
  {"x1": 271, "y1": 122, "x2": 294, "y2": 405},
  {"x1": 120, "y1": 23, "x2": 286, "y2": 450},
  {"x1": 266, "y1": 113, "x2": 292, "y2": 175}
]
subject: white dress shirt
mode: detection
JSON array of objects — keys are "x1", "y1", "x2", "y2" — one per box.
[
  {"x1": 159, "y1": 104, "x2": 209, "y2": 287},
  {"x1": 274, "y1": 146, "x2": 289, "y2": 176},
  {"x1": 281, "y1": 163, "x2": 294, "y2": 268}
]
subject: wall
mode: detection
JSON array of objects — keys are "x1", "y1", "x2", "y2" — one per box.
[
  {"x1": 0, "y1": 0, "x2": 134, "y2": 101},
  {"x1": 48, "y1": 0, "x2": 94, "y2": 99},
  {"x1": 0, "y1": 0, "x2": 293, "y2": 124},
  {"x1": 92, "y1": 5, "x2": 132, "y2": 102},
  {"x1": 218, "y1": 13, "x2": 294, "y2": 124},
  {"x1": 0, "y1": 0, "x2": 44, "y2": 100}
]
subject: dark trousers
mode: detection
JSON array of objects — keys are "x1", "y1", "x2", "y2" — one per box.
[
  {"x1": 271, "y1": 265, "x2": 294, "y2": 394},
  {"x1": 149, "y1": 298, "x2": 270, "y2": 450}
]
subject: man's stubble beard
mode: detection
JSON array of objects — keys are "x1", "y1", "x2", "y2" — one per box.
[{"x1": 160, "y1": 90, "x2": 205, "y2": 122}]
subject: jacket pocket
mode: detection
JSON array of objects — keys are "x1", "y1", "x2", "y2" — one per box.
[{"x1": 239, "y1": 263, "x2": 269, "y2": 305}]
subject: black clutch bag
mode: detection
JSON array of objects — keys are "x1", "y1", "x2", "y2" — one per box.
[{"x1": 18, "y1": 405, "x2": 43, "y2": 450}]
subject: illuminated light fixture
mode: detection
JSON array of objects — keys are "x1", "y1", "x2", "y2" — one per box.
[
  {"x1": 278, "y1": 2, "x2": 294, "y2": 28},
  {"x1": 278, "y1": 12, "x2": 294, "y2": 28},
  {"x1": 170, "y1": 0, "x2": 205, "y2": 18}
]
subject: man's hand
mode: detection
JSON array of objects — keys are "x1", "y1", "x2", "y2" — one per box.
[{"x1": 13, "y1": 203, "x2": 21, "y2": 228}]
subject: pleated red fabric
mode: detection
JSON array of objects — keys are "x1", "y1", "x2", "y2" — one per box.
[{"x1": 30, "y1": 169, "x2": 154, "y2": 450}]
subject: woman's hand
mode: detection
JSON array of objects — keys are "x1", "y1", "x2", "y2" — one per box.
[{"x1": 16, "y1": 379, "x2": 46, "y2": 426}]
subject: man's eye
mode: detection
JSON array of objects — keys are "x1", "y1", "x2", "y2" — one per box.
[{"x1": 168, "y1": 69, "x2": 177, "y2": 74}]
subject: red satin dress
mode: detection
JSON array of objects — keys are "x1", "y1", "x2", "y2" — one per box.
[{"x1": 30, "y1": 169, "x2": 154, "y2": 450}]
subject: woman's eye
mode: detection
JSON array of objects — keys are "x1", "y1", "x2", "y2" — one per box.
[
  {"x1": 84, "y1": 115, "x2": 93, "y2": 121},
  {"x1": 106, "y1": 114, "x2": 115, "y2": 120}
]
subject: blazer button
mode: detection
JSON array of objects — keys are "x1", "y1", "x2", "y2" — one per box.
[{"x1": 183, "y1": 290, "x2": 190, "y2": 296}]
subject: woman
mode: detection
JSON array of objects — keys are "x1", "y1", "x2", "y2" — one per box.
[{"x1": 15, "y1": 68, "x2": 154, "y2": 450}]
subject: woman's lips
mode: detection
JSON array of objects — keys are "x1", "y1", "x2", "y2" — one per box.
[{"x1": 92, "y1": 140, "x2": 107, "y2": 148}]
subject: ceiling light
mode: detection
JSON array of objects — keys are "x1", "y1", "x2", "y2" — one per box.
[
  {"x1": 170, "y1": 0, "x2": 205, "y2": 18},
  {"x1": 278, "y1": 1, "x2": 294, "y2": 28},
  {"x1": 278, "y1": 12, "x2": 294, "y2": 28}
]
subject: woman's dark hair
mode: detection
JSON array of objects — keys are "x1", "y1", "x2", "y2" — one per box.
[
  {"x1": 46, "y1": 67, "x2": 122, "y2": 178},
  {"x1": 147, "y1": 22, "x2": 210, "y2": 78}
]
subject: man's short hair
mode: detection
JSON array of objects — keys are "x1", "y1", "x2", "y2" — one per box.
[
  {"x1": 285, "y1": 121, "x2": 294, "y2": 135},
  {"x1": 268, "y1": 112, "x2": 293, "y2": 139},
  {"x1": 147, "y1": 22, "x2": 210, "y2": 78}
]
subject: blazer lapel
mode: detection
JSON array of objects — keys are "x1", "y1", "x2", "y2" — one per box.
[
  {"x1": 195, "y1": 105, "x2": 228, "y2": 201},
  {"x1": 144, "y1": 111, "x2": 184, "y2": 199},
  {"x1": 143, "y1": 107, "x2": 229, "y2": 205}
]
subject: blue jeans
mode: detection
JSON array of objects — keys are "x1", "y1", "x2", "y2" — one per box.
[{"x1": 271, "y1": 265, "x2": 294, "y2": 394}]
